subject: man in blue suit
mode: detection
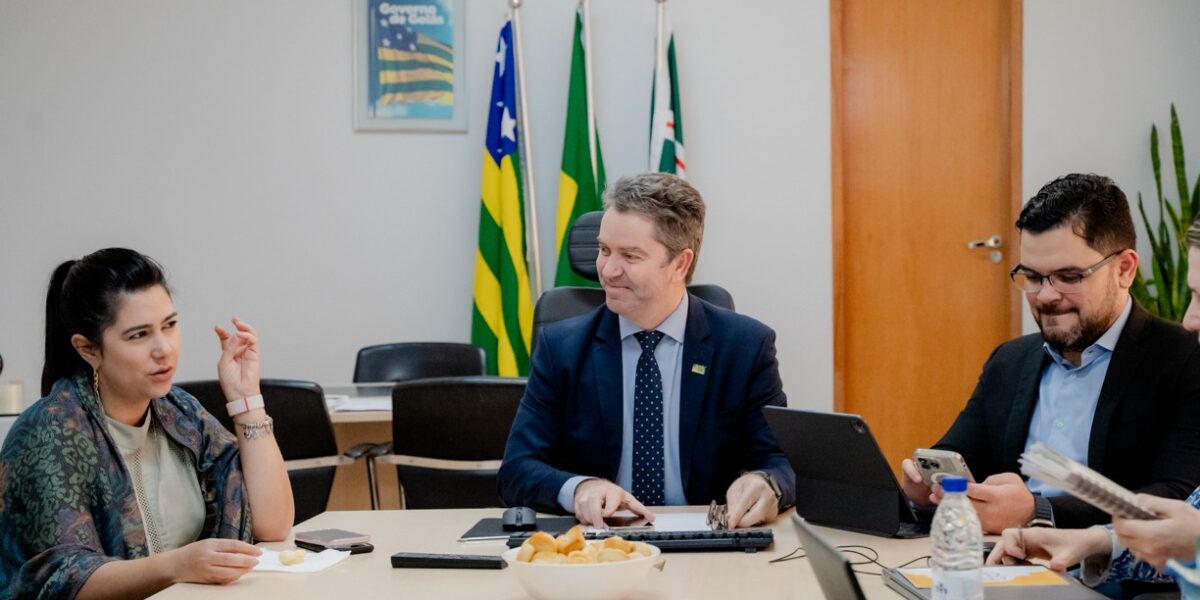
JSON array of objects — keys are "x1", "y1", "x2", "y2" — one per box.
[{"x1": 499, "y1": 173, "x2": 795, "y2": 528}]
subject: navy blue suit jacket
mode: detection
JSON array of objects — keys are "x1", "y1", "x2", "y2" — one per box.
[{"x1": 499, "y1": 294, "x2": 796, "y2": 514}]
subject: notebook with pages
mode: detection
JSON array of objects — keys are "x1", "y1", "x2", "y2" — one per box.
[{"x1": 1019, "y1": 443, "x2": 1159, "y2": 520}]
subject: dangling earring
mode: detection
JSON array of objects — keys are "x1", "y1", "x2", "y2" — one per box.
[{"x1": 92, "y1": 369, "x2": 102, "y2": 402}]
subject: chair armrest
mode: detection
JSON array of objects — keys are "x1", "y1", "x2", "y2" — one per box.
[
  {"x1": 366, "y1": 442, "x2": 393, "y2": 458},
  {"x1": 345, "y1": 442, "x2": 386, "y2": 460}
]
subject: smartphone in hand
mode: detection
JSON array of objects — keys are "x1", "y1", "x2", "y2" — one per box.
[{"x1": 913, "y1": 449, "x2": 974, "y2": 486}]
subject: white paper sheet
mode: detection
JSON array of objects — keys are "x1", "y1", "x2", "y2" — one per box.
[
  {"x1": 253, "y1": 548, "x2": 350, "y2": 573},
  {"x1": 584, "y1": 511, "x2": 711, "y2": 535},
  {"x1": 324, "y1": 395, "x2": 350, "y2": 411},
  {"x1": 331, "y1": 398, "x2": 392, "y2": 412},
  {"x1": 646, "y1": 513, "x2": 712, "y2": 532}
]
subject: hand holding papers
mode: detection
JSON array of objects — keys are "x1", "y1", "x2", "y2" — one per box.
[{"x1": 1019, "y1": 443, "x2": 1158, "y2": 520}]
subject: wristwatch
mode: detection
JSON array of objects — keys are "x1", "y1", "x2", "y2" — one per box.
[
  {"x1": 748, "y1": 470, "x2": 783, "y2": 501},
  {"x1": 1026, "y1": 493, "x2": 1056, "y2": 528},
  {"x1": 225, "y1": 394, "x2": 264, "y2": 417}
]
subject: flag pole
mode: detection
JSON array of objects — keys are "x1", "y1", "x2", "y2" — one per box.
[
  {"x1": 655, "y1": 0, "x2": 667, "y2": 86},
  {"x1": 509, "y1": 0, "x2": 543, "y2": 298},
  {"x1": 652, "y1": 0, "x2": 667, "y2": 169},
  {"x1": 582, "y1": 0, "x2": 599, "y2": 190}
]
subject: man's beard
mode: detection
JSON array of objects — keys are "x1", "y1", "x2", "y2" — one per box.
[{"x1": 1035, "y1": 297, "x2": 1120, "y2": 354}]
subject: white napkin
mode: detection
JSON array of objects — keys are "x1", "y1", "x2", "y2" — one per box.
[{"x1": 253, "y1": 548, "x2": 350, "y2": 573}]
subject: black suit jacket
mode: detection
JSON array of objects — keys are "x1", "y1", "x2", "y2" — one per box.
[
  {"x1": 935, "y1": 303, "x2": 1200, "y2": 528},
  {"x1": 498, "y1": 294, "x2": 796, "y2": 514}
]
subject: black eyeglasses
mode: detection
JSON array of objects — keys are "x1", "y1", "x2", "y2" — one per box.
[{"x1": 1009, "y1": 252, "x2": 1122, "y2": 294}]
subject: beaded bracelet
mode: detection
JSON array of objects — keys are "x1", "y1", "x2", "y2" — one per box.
[{"x1": 235, "y1": 416, "x2": 274, "y2": 440}]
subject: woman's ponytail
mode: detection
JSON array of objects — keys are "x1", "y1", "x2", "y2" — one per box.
[{"x1": 41, "y1": 261, "x2": 84, "y2": 395}]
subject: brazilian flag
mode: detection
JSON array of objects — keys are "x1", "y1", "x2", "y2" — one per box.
[{"x1": 554, "y1": 7, "x2": 606, "y2": 288}]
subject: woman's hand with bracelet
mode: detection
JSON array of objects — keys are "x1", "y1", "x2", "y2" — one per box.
[
  {"x1": 215, "y1": 317, "x2": 262, "y2": 414},
  {"x1": 213, "y1": 316, "x2": 292, "y2": 538}
]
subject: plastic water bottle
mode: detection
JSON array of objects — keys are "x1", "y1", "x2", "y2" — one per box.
[{"x1": 930, "y1": 476, "x2": 983, "y2": 600}]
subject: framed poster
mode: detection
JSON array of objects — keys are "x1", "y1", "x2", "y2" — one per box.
[{"x1": 353, "y1": 0, "x2": 466, "y2": 132}]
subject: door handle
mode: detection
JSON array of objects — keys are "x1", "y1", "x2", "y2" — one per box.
[
  {"x1": 967, "y1": 235, "x2": 1003, "y2": 264},
  {"x1": 966, "y1": 235, "x2": 1002, "y2": 250}
]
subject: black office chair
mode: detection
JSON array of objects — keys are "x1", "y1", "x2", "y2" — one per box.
[
  {"x1": 351, "y1": 341, "x2": 489, "y2": 508},
  {"x1": 371, "y1": 376, "x2": 525, "y2": 509},
  {"x1": 352, "y1": 342, "x2": 487, "y2": 383},
  {"x1": 532, "y1": 210, "x2": 736, "y2": 350},
  {"x1": 176, "y1": 379, "x2": 373, "y2": 524}
]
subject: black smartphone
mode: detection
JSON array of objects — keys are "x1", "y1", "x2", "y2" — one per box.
[
  {"x1": 600, "y1": 513, "x2": 654, "y2": 535},
  {"x1": 294, "y1": 539, "x2": 375, "y2": 554},
  {"x1": 603, "y1": 514, "x2": 653, "y2": 528}
]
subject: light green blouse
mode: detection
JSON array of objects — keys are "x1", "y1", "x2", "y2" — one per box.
[{"x1": 105, "y1": 410, "x2": 205, "y2": 553}]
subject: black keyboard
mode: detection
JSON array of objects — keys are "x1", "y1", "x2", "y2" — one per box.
[{"x1": 506, "y1": 528, "x2": 774, "y2": 553}]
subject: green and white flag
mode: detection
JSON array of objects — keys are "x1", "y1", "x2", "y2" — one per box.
[
  {"x1": 650, "y1": 6, "x2": 685, "y2": 177},
  {"x1": 554, "y1": 5, "x2": 606, "y2": 288}
]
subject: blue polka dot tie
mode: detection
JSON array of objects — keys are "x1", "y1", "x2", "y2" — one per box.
[{"x1": 632, "y1": 330, "x2": 666, "y2": 506}]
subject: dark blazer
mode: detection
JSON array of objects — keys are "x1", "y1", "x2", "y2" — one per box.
[
  {"x1": 499, "y1": 294, "x2": 796, "y2": 514},
  {"x1": 935, "y1": 302, "x2": 1200, "y2": 529}
]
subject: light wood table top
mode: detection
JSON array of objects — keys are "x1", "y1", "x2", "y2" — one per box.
[
  {"x1": 329, "y1": 410, "x2": 391, "y2": 424},
  {"x1": 151, "y1": 507, "x2": 934, "y2": 600}
]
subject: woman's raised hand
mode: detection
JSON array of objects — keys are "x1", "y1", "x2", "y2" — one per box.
[{"x1": 215, "y1": 317, "x2": 261, "y2": 402}]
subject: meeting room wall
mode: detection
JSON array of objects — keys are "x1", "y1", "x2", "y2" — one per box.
[
  {"x1": 1022, "y1": 0, "x2": 1200, "y2": 333},
  {"x1": 0, "y1": 1, "x2": 834, "y2": 408}
]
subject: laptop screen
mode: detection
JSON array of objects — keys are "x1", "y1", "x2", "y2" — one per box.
[{"x1": 792, "y1": 513, "x2": 868, "y2": 600}]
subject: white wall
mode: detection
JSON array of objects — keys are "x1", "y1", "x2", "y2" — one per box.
[
  {"x1": 0, "y1": 1, "x2": 833, "y2": 409},
  {"x1": 1023, "y1": 0, "x2": 1200, "y2": 332}
]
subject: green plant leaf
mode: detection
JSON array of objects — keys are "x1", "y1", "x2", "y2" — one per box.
[
  {"x1": 1173, "y1": 105, "x2": 1191, "y2": 220},
  {"x1": 1138, "y1": 193, "x2": 1162, "y2": 259},
  {"x1": 1136, "y1": 105, "x2": 1195, "y2": 322},
  {"x1": 1157, "y1": 219, "x2": 1173, "y2": 272},
  {"x1": 1152, "y1": 124, "x2": 1164, "y2": 205},
  {"x1": 1152, "y1": 249, "x2": 1171, "y2": 316},
  {"x1": 1166, "y1": 201, "x2": 1185, "y2": 258}
]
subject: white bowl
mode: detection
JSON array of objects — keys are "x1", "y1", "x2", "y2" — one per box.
[{"x1": 502, "y1": 544, "x2": 662, "y2": 600}]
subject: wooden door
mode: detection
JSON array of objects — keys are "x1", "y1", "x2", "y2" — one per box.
[{"x1": 832, "y1": 0, "x2": 1023, "y2": 473}]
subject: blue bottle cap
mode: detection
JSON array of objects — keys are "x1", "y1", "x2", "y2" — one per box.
[{"x1": 941, "y1": 476, "x2": 968, "y2": 493}]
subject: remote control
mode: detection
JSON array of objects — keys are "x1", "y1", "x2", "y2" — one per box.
[{"x1": 390, "y1": 552, "x2": 507, "y2": 570}]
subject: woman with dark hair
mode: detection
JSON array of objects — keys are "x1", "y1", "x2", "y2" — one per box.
[
  {"x1": 988, "y1": 218, "x2": 1200, "y2": 586},
  {"x1": 0, "y1": 248, "x2": 293, "y2": 599}
]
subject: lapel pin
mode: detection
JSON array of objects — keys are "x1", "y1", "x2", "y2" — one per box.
[{"x1": 691, "y1": 364, "x2": 707, "y2": 375}]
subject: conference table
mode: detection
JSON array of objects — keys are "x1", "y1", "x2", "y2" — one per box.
[
  {"x1": 150, "y1": 507, "x2": 935, "y2": 600},
  {"x1": 324, "y1": 383, "x2": 395, "y2": 424}
]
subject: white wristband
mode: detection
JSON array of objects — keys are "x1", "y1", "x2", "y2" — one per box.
[{"x1": 225, "y1": 394, "x2": 264, "y2": 417}]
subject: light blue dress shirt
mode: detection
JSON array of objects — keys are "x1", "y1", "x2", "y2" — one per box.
[
  {"x1": 557, "y1": 293, "x2": 689, "y2": 511},
  {"x1": 1025, "y1": 299, "x2": 1132, "y2": 496}
]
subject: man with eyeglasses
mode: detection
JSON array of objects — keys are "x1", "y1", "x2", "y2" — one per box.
[{"x1": 899, "y1": 173, "x2": 1200, "y2": 533}]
